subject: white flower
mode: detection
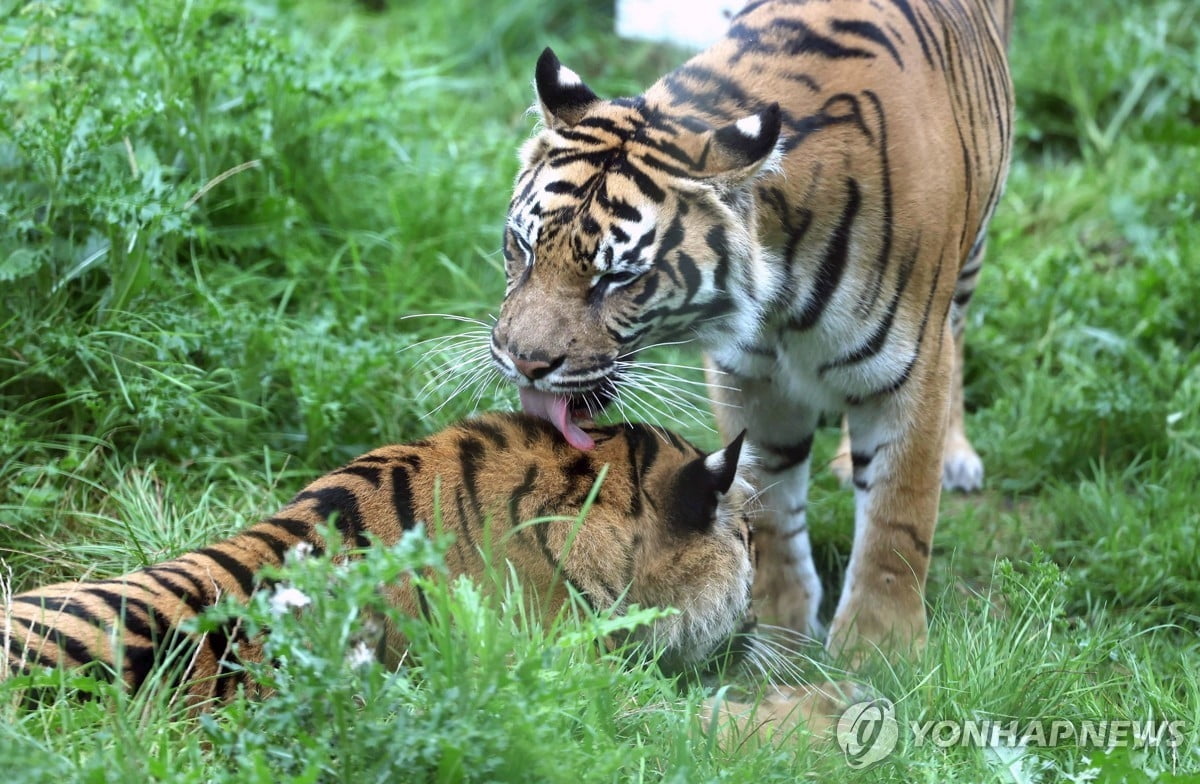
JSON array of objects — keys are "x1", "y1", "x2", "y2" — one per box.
[
  {"x1": 346, "y1": 640, "x2": 375, "y2": 670},
  {"x1": 269, "y1": 585, "x2": 312, "y2": 615},
  {"x1": 287, "y1": 541, "x2": 315, "y2": 562}
]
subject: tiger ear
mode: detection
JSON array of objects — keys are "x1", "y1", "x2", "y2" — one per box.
[
  {"x1": 534, "y1": 47, "x2": 600, "y2": 128},
  {"x1": 667, "y1": 430, "x2": 747, "y2": 533},
  {"x1": 692, "y1": 104, "x2": 783, "y2": 182},
  {"x1": 703, "y1": 430, "x2": 746, "y2": 495}
]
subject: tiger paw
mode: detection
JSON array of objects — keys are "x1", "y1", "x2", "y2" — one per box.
[
  {"x1": 942, "y1": 437, "x2": 984, "y2": 492},
  {"x1": 701, "y1": 681, "x2": 870, "y2": 745},
  {"x1": 827, "y1": 594, "x2": 927, "y2": 670},
  {"x1": 750, "y1": 526, "x2": 823, "y2": 637}
]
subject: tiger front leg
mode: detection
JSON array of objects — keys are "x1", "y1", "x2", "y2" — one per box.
[
  {"x1": 827, "y1": 324, "x2": 954, "y2": 663},
  {"x1": 707, "y1": 361, "x2": 823, "y2": 639}
]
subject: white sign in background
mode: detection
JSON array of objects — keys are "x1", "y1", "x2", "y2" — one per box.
[{"x1": 615, "y1": 0, "x2": 747, "y2": 50}]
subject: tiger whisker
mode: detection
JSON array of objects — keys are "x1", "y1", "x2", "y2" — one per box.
[
  {"x1": 604, "y1": 379, "x2": 674, "y2": 443},
  {"x1": 417, "y1": 349, "x2": 494, "y2": 400},
  {"x1": 749, "y1": 638, "x2": 809, "y2": 685},
  {"x1": 618, "y1": 338, "x2": 697, "y2": 357},
  {"x1": 621, "y1": 371, "x2": 723, "y2": 425},
  {"x1": 418, "y1": 344, "x2": 492, "y2": 378},
  {"x1": 616, "y1": 362, "x2": 742, "y2": 405},
  {"x1": 614, "y1": 362, "x2": 741, "y2": 394},
  {"x1": 627, "y1": 371, "x2": 741, "y2": 405},
  {"x1": 420, "y1": 361, "x2": 496, "y2": 417},
  {"x1": 400, "y1": 312, "x2": 495, "y2": 327},
  {"x1": 617, "y1": 374, "x2": 713, "y2": 432},
  {"x1": 756, "y1": 623, "x2": 820, "y2": 647},
  {"x1": 402, "y1": 328, "x2": 492, "y2": 352}
]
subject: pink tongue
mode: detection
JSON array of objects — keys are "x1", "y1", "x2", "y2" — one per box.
[{"x1": 519, "y1": 387, "x2": 594, "y2": 450}]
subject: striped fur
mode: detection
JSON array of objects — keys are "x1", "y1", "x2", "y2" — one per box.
[
  {"x1": 1, "y1": 414, "x2": 754, "y2": 703},
  {"x1": 492, "y1": 0, "x2": 1013, "y2": 658}
]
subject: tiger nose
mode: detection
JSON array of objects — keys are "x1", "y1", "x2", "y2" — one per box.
[{"x1": 507, "y1": 352, "x2": 565, "y2": 381}]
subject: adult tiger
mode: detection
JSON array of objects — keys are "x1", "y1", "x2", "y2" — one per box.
[
  {"x1": 491, "y1": 0, "x2": 1013, "y2": 658},
  {"x1": 1, "y1": 414, "x2": 756, "y2": 703}
]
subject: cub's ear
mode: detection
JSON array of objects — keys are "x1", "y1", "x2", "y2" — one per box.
[
  {"x1": 534, "y1": 47, "x2": 600, "y2": 128},
  {"x1": 704, "y1": 430, "x2": 746, "y2": 495},
  {"x1": 667, "y1": 430, "x2": 747, "y2": 532},
  {"x1": 693, "y1": 104, "x2": 783, "y2": 182}
]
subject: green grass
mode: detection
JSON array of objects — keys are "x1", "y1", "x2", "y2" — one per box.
[{"x1": 1, "y1": 0, "x2": 1198, "y2": 780}]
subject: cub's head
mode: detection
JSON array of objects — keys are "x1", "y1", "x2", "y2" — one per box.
[
  {"x1": 492, "y1": 49, "x2": 783, "y2": 448},
  {"x1": 595, "y1": 424, "x2": 758, "y2": 675}
]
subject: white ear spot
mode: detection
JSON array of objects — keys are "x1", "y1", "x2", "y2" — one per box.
[
  {"x1": 557, "y1": 65, "x2": 583, "y2": 87},
  {"x1": 704, "y1": 451, "x2": 726, "y2": 475},
  {"x1": 735, "y1": 114, "x2": 762, "y2": 138}
]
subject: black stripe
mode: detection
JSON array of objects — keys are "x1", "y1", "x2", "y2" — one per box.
[
  {"x1": 760, "y1": 435, "x2": 815, "y2": 473},
  {"x1": 831, "y1": 19, "x2": 904, "y2": 69},
  {"x1": 13, "y1": 593, "x2": 110, "y2": 630},
  {"x1": 330, "y1": 464, "x2": 383, "y2": 487},
  {"x1": 390, "y1": 464, "x2": 418, "y2": 529},
  {"x1": 194, "y1": 546, "x2": 257, "y2": 597},
  {"x1": 201, "y1": 624, "x2": 239, "y2": 694},
  {"x1": 123, "y1": 642, "x2": 159, "y2": 691},
  {"x1": 83, "y1": 588, "x2": 162, "y2": 643},
  {"x1": 414, "y1": 583, "x2": 431, "y2": 621},
  {"x1": 631, "y1": 151, "x2": 693, "y2": 179},
  {"x1": 820, "y1": 241, "x2": 918, "y2": 373},
  {"x1": 654, "y1": 213, "x2": 686, "y2": 264},
  {"x1": 238, "y1": 529, "x2": 291, "y2": 565},
  {"x1": 706, "y1": 224, "x2": 731, "y2": 294},
  {"x1": 7, "y1": 629, "x2": 61, "y2": 669},
  {"x1": 508, "y1": 465, "x2": 540, "y2": 530},
  {"x1": 886, "y1": 0, "x2": 934, "y2": 66},
  {"x1": 773, "y1": 18, "x2": 875, "y2": 61},
  {"x1": 848, "y1": 251, "x2": 946, "y2": 404},
  {"x1": 149, "y1": 565, "x2": 213, "y2": 604},
  {"x1": 565, "y1": 454, "x2": 595, "y2": 507},
  {"x1": 616, "y1": 160, "x2": 666, "y2": 204},
  {"x1": 858, "y1": 90, "x2": 894, "y2": 314},
  {"x1": 630, "y1": 269, "x2": 659, "y2": 306},
  {"x1": 293, "y1": 486, "x2": 369, "y2": 550},
  {"x1": 668, "y1": 63, "x2": 756, "y2": 109},
  {"x1": 572, "y1": 116, "x2": 630, "y2": 136},
  {"x1": 265, "y1": 516, "x2": 317, "y2": 545},
  {"x1": 553, "y1": 128, "x2": 610, "y2": 146},
  {"x1": 458, "y1": 437, "x2": 485, "y2": 511},
  {"x1": 618, "y1": 227, "x2": 657, "y2": 266},
  {"x1": 354, "y1": 455, "x2": 391, "y2": 464},
  {"x1": 890, "y1": 521, "x2": 931, "y2": 557},
  {"x1": 139, "y1": 569, "x2": 209, "y2": 616},
  {"x1": 677, "y1": 252, "x2": 702, "y2": 299},
  {"x1": 790, "y1": 179, "x2": 861, "y2": 330},
  {"x1": 10, "y1": 614, "x2": 93, "y2": 666},
  {"x1": 624, "y1": 427, "x2": 643, "y2": 518},
  {"x1": 457, "y1": 419, "x2": 510, "y2": 449},
  {"x1": 851, "y1": 451, "x2": 876, "y2": 470}
]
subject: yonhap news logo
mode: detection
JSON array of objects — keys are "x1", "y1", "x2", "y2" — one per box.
[
  {"x1": 835, "y1": 698, "x2": 899, "y2": 769},
  {"x1": 835, "y1": 699, "x2": 1188, "y2": 769}
]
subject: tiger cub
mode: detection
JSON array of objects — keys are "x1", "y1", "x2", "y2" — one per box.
[
  {"x1": 1, "y1": 413, "x2": 754, "y2": 703},
  {"x1": 491, "y1": 0, "x2": 1013, "y2": 659}
]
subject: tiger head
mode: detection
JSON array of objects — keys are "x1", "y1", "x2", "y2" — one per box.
[
  {"x1": 603, "y1": 426, "x2": 759, "y2": 675},
  {"x1": 492, "y1": 49, "x2": 784, "y2": 449}
]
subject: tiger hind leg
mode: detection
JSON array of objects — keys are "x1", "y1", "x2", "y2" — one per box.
[
  {"x1": 940, "y1": 238, "x2": 987, "y2": 492},
  {"x1": 830, "y1": 262, "x2": 984, "y2": 493},
  {"x1": 827, "y1": 320, "x2": 956, "y2": 662}
]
